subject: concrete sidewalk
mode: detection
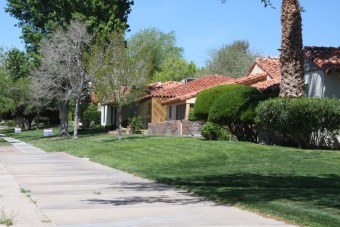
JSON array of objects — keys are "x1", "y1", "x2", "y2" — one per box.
[{"x1": 0, "y1": 135, "x2": 295, "y2": 227}]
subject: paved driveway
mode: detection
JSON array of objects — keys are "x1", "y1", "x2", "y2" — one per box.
[{"x1": 0, "y1": 135, "x2": 295, "y2": 227}]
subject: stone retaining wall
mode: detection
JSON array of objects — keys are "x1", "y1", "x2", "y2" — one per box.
[{"x1": 148, "y1": 120, "x2": 202, "y2": 136}]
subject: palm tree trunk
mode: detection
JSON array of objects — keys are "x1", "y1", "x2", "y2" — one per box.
[{"x1": 279, "y1": 0, "x2": 304, "y2": 97}]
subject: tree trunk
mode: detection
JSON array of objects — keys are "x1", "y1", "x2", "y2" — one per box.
[
  {"x1": 26, "y1": 114, "x2": 34, "y2": 130},
  {"x1": 59, "y1": 100, "x2": 69, "y2": 136},
  {"x1": 117, "y1": 105, "x2": 122, "y2": 141},
  {"x1": 279, "y1": 0, "x2": 304, "y2": 97},
  {"x1": 36, "y1": 114, "x2": 40, "y2": 129},
  {"x1": 28, "y1": 118, "x2": 32, "y2": 130},
  {"x1": 73, "y1": 98, "x2": 80, "y2": 139}
]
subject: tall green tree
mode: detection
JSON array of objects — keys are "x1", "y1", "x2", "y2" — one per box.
[
  {"x1": 5, "y1": 48, "x2": 31, "y2": 81},
  {"x1": 5, "y1": 0, "x2": 133, "y2": 53},
  {"x1": 128, "y1": 28, "x2": 184, "y2": 81},
  {"x1": 0, "y1": 47, "x2": 14, "y2": 114},
  {"x1": 89, "y1": 33, "x2": 149, "y2": 140},
  {"x1": 0, "y1": 47, "x2": 40, "y2": 129},
  {"x1": 154, "y1": 59, "x2": 197, "y2": 82},
  {"x1": 204, "y1": 40, "x2": 259, "y2": 78}
]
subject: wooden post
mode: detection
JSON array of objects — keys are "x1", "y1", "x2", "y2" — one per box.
[{"x1": 185, "y1": 103, "x2": 190, "y2": 120}]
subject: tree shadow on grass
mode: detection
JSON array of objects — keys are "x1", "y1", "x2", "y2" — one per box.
[
  {"x1": 156, "y1": 173, "x2": 340, "y2": 209},
  {"x1": 77, "y1": 128, "x2": 109, "y2": 136},
  {"x1": 100, "y1": 135, "x2": 151, "y2": 143}
]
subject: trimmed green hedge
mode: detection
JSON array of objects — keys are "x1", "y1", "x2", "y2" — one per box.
[
  {"x1": 208, "y1": 85, "x2": 265, "y2": 124},
  {"x1": 256, "y1": 97, "x2": 340, "y2": 149},
  {"x1": 194, "y1": 84, "x2": 244, "y2": 121},
  {"x1": 208, "y1": 85, "x2": 267, "y2": 141}
]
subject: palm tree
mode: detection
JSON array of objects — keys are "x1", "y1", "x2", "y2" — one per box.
[{"x1": 279, "y1": 0, "x2": 304, "y2": 97}]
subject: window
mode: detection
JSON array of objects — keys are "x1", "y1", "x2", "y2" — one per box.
[
  {"x1": 168, "y1": 106, "x2": 172, "y2": 119},
  {"x1": 176, "y1": 104, "x2": 186, "y2": 120}
]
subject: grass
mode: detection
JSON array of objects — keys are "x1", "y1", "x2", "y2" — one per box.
[
  {"x1": 0, "y1": 138, "x2": 11, "y2": 147},
  {"x1": 0, "y1": 208, "x2": 14, "y2": 226},
  {"x1": 1, "y1": 127, "x2": 340, "y2": 226}
]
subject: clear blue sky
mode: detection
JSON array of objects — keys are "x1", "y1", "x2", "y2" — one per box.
[{"x1": 1, "y1": 0, "x2": 340, "y2": 67}]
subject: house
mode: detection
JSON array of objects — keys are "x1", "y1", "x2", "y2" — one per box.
[
  {"x1": 100, "y1": 81, "x2": 182, "y2": 128},
  {"x1": 235, "y1": 57, "x2": 281, "y2": 92},
  {"x1": 238, "y1": 47, "x2": 340, "y2": 98},
  {"x1": 304, "y1": 46, "x2": 340, "y2": 98},
  {"x1": 138, "y1": 81, "x2": 183, "y2": 127},
  {"x1": 159, "y1": 75, "x2": 236, "y2": 121}
]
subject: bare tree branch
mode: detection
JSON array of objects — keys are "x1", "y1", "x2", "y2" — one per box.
[{"x1": 33, "y1": 20, "x2": 93, "y2": 137}]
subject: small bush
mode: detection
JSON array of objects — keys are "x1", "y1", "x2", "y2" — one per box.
[
  {"x1": 188, "y1": 108, "x2": 197, "y2": 121},
  {"x1": 83, "y1": 104, "x2": 101, "y2": 128},
  {"x1": 208, "y1": 85, "x2": 268, "y2": 141},
  {"x1": 83, "y1": 111, "x2": 101, "y2": 123},
  {"x1": 200, "y1": 121, "x2": 232, "y2": 141},
  {"x1": 128, "y1": 116, "x2": 143, "y2": 133},
  {"x1": 194, "y1": 84, "x2": 244, "y2": 121},
  {"x1": 6, "y1": 121, "x2": 15, "y2": 128},
  {"x1": 256, "y1": 97, "x2": 340, "y2": 149}
]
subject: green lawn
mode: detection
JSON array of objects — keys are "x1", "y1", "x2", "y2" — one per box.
[
  {"x1": 1, "y1": 127, "x2": 340, "y2": 227},
  {"x1": 0, "y1": 138, "x2": 11, "y2": 146}
]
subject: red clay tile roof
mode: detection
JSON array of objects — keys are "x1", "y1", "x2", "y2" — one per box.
[
  {"x1": 251, "y1": 78, "x2": 280, "y2": 90},
  {"x1": 235, "y1": 73, "x2": 268, "y2": 85},
  {"x1": 159, "y1": 75, "x2": 236, "y2": 105},
  {"x1": 240, "y1": 57, "x2": 280, "y2": 90},
  {"x1": 253, "y1": 57, "x2": 280, "y2": 79},
  {"x1": 304, "y1": 46, "x2": 340, "y2": 74},
  {"x1": 142, "y1": 81, "x2": 183, "y2": 100}
]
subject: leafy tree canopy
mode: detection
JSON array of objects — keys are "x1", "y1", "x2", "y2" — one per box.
[
  {"x1": 128, "y1": 28, "x2": 184, "y2": 81},
  {"x1": 153, "y1": 59, "x2": 197, "y2": 82},
  {"x1": 89, "y1": 32, "x2": 149, "y2": 139},
  {"x1": 5, "y1": 48, "x2": 32, "y2": 81},
  {"x1": 6, "y1": 0, "x2": 134, "y2": 52},
  {"x1": 203, "y1": 40, "x2": 260, "y2": 78}
]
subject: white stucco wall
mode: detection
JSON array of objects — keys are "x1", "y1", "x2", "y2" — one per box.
[
  {"x1": 101, "y1": 105, "x2": 108, "y2": 126},
  {"x1": 249, "y1": 64, "x2": 264, "y2": 75},
  {"x1": 101, "y1": 104, "x2": 114, "y2": 126},
  {"x1": 100, "y1": 104, "x2": 132, "y2": 126},
  {"x1": 305, "y1": 70, "x2": 340, "y2": 98},
  {"x1": 186, "y1": 97, "x2": 196, "y2": 104}
]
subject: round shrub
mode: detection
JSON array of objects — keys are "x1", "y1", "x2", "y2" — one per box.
[
  {"x1": 208, "y1": 85, "x2": 267, "y2": 141},
  {"x1": 256, "y1": 97, "x2": 340, "y2": 149},
  {"x1": 83, "y1": 111, "x2": 101, "y2": 123},
  {"x1": 194, "y1": 84, "x2": 244, "y2": 121},
  {"x1": 200, "y1": 121, "x2": 230, "y2": 140},
  {"x1": 83, "y1": 104, "x2": 101, "y2": 128},
  {"x1": 209, "y1": 85, "x2": 266, "y2": 125}
]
